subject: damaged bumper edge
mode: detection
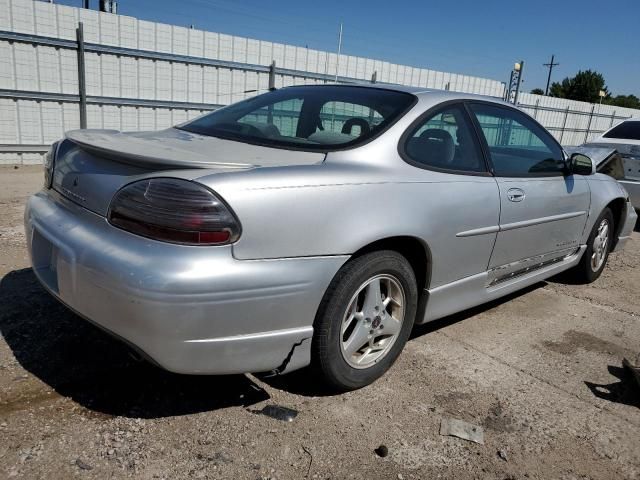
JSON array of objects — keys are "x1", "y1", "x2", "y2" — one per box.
[{"x1": 182, "y1": 328, "x2": 313, "y2": 375}]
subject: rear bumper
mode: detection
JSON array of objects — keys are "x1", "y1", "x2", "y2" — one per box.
[
  {"x1": 613, "y1": 197, "x2": 637, "y2": 252},
  {"x1": 24, "y1": 190, "x2": 347, "y2": 374}
]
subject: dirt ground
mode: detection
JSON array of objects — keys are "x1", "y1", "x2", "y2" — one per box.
[{"x1": 1, "y1": 165, "x2": 639, "y2": 480}]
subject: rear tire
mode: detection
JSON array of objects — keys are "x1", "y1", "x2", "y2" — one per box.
[
  {"x1": 312, "y1": 250, "x2": 418, "y2": 391},
  {"x1": 569, "y1": 208, "x2": 614, "y2": 283}
]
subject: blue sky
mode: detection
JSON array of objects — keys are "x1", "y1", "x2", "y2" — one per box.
[{"x1": 58, "y1": 0, "x2": 640, "y2": 96}]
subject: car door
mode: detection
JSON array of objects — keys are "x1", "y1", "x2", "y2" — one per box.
[
  {"x1": 399, "y1": 102, "x2": 500, "y2": 289},
  {"x1": 467, "y1": 102, "x2": 590, "y2": 280}
]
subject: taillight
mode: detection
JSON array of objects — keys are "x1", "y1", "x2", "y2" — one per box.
[{"x1": 108, "y1": 178, "x2": 241, "y2": 245}]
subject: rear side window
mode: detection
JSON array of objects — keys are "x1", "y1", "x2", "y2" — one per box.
[
  {"x1": 469, "y1": 103, "x2": 564, "y2": 176},
  {"x1": 603, "y1": 121, "x2": 640, "y2": 140},
  {"x1": 403, "y1": 104, "x2": 486, "y2": 173}
]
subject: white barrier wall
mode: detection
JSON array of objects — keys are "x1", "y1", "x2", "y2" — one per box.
[
  {"x1": 0, "y1": 0, "x2": 506, "y2": 164},
  {"x1": 518, "y1": 93, "x2": 640, "y2": 147},
  {"x1": 0, "y1": 0, "x2": 638, "y2": 164}
]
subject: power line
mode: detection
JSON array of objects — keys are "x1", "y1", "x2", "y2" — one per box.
[{"x1": 543, "y1": 54, "x2": 559, "y2": 95}]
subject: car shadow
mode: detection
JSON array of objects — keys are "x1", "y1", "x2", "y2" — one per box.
[
  {"x1": 546, "y1": 269, "x2": 584, "y2": 285},
  {"x1": 262, "y1": 283, "x2": 545, "y2": 397},
  {"x1": 584, "y1": 365, "x2": 640, "y2": 409},
  {"x1": 409, "y1": 282, "x2": 543, "y2": 340},
  {"x1": 0, "y1": 268, "x2": 269, "y2": 419}
]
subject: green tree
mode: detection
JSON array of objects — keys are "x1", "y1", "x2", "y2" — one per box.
[
  {"x1": 530, "y1": 88, "x2": 545, "y2": 95},
  {"x1": 549, "y1": 70, "x2": 609, "y2": 103},
  {"x1": 605, "y1": 94, "x2": 640, "y2": 109}
]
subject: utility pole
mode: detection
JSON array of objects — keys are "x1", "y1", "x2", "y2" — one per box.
[
  {"x1": 335, "y1": 22, "x2": 343, "y2": 82},
  {"x1": 543, "y1": 54, "x2": 559, "y2": 95}
]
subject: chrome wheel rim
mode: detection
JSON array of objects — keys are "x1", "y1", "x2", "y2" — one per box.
[
  {"x1": 339, "y1": 274, "x2": 405, "y2": 369},
  {"x1": 590, "y1": 219, "x2": 610, "y2": 272}
]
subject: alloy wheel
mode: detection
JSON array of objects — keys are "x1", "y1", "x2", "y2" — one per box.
[
  {"x1": 339, "y1": 274, "x2": 406, "y2": 369},
  {"x1": 590, "y1": 218, "x2": 610, "y2": 272}
]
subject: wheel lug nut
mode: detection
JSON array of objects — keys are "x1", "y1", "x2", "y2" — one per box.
[
  {"x1": 369, "y1": 330, "x2": 374, "y2": 334},
  {"x1": 379, "y1": 325, "x2": 384, "y2": 330}
]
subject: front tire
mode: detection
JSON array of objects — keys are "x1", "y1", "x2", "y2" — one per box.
[
  {"x1": 312, "y1": 250, "x2": 418, "y2": 391},
  {"x1": 570, "y1": 208, "x2": 614, "y2": 283}
]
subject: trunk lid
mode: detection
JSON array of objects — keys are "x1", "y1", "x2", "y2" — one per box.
[
  {"x1": 52, "y1": 128, "x2": 324, "y2": 216},
  {"x1": 585, "y1": 141, "x2": 640, "y2": 160},
  {"x1": 582, "y1": 142, "x2": 640, "y2": 182}
]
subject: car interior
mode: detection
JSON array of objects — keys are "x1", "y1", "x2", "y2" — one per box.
[
  {"x1": 180, "y1": 86, "x2": 415, "y2": 148},
  {"x1": 405, "y1": 109, "x2": 485, "y2": 172}
]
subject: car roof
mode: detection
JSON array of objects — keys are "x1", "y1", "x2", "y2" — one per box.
[
  {"x1": 283, "y1": 82, "x2": 426, "y2": 94},
  {"x1": 283, "y1": 82, "x2": 506, "y2": 104}
]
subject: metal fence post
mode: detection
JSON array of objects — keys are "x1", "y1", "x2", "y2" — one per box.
[
  {"x1": 533, "y1": 98, "x2": 539, "y2": 119},
  {"x1": 267, "y1": 61, "x2": 275, "y2": 124},
  {"x1": 559, "y1": 106, "x2": 569, "y2": 144},
  {"x1": 371, "y1": 71, "x2": 377, "y2": 84},
  {"x1": 268, "y1": 61, "x2": 276, "y2": 91},
  {"x1": 609, "y1": 111, "x2": 616, "y2": 128},
  {"x1": 76, "y1": 22, "x2": 87, "y2": 129},
  {"x1": 584, "y1": 104, "x2": 595, "y2": 143}
]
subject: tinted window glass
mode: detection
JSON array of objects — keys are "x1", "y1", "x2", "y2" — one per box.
[
  {"x1": 319, "y1": 101, "x2": 384, "y2": 138},
  {"x1": 603, "y1": 121, "x2": 640, "y2": 140},
  {"x1": 404, "y1": 105, "x2": 486, "y2": 172},
  {"x1": 238, "y1": 98, "x2": 302, "y2": 137},
  {"x1": 179, "y1": 86, "x2": 415, "y2": 151},
  {"x1": 470, "y1": 103, "x2": 564, "y2": 176}
]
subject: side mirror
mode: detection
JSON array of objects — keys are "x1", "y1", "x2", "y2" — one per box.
[{"x1": 568, "y1": 153, "x2": 596, "y2": 176}]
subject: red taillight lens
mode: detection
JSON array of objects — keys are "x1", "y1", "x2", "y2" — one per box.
[{"x1": 108, "y1": 178, "x2": 240, "y2": 245}]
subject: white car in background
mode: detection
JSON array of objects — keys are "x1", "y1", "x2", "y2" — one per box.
[{"x1": 583, "y1": 117, "x2": 640, "y2": 210}]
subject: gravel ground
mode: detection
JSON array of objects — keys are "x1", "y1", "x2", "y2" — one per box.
[{"x1": 1, "y1": 165, "x2": 639, "y2": 480}]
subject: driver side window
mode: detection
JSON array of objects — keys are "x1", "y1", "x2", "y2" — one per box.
[{"x1": 469, "y1": 103, "x2": 565, "y2": 176}]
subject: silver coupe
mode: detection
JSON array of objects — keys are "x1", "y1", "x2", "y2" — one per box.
[{"x1": 25, "y1": 85, "x2": 637, "y2": 390}]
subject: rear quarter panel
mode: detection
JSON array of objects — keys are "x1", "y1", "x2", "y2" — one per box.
[{"x1": 584, "y1": 173, "x2": 630, "y2": 242}]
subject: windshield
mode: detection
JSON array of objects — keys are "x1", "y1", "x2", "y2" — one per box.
[
  {"x1": 178, "y1": 86, "x2": 416, "y2": 151},
  {"x1": 603, "y1": 121, "x2": 640, "y2": 140}
]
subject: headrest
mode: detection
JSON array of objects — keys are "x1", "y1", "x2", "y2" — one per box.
[{"x1": 341, "y1": 118, "x2": 370, "y2": 136}]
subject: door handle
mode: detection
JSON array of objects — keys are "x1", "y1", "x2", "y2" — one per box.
[{"x1": 507, "y1": 188, "x2": 525, "y2": 202}]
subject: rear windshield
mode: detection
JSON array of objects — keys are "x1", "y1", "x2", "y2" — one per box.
[
  {"x1": 178, "y1": 86, "x2": 416, "y2": 151},
  {"x1": 603, "y1": 121, "x2": 640, "y2": 140}
]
